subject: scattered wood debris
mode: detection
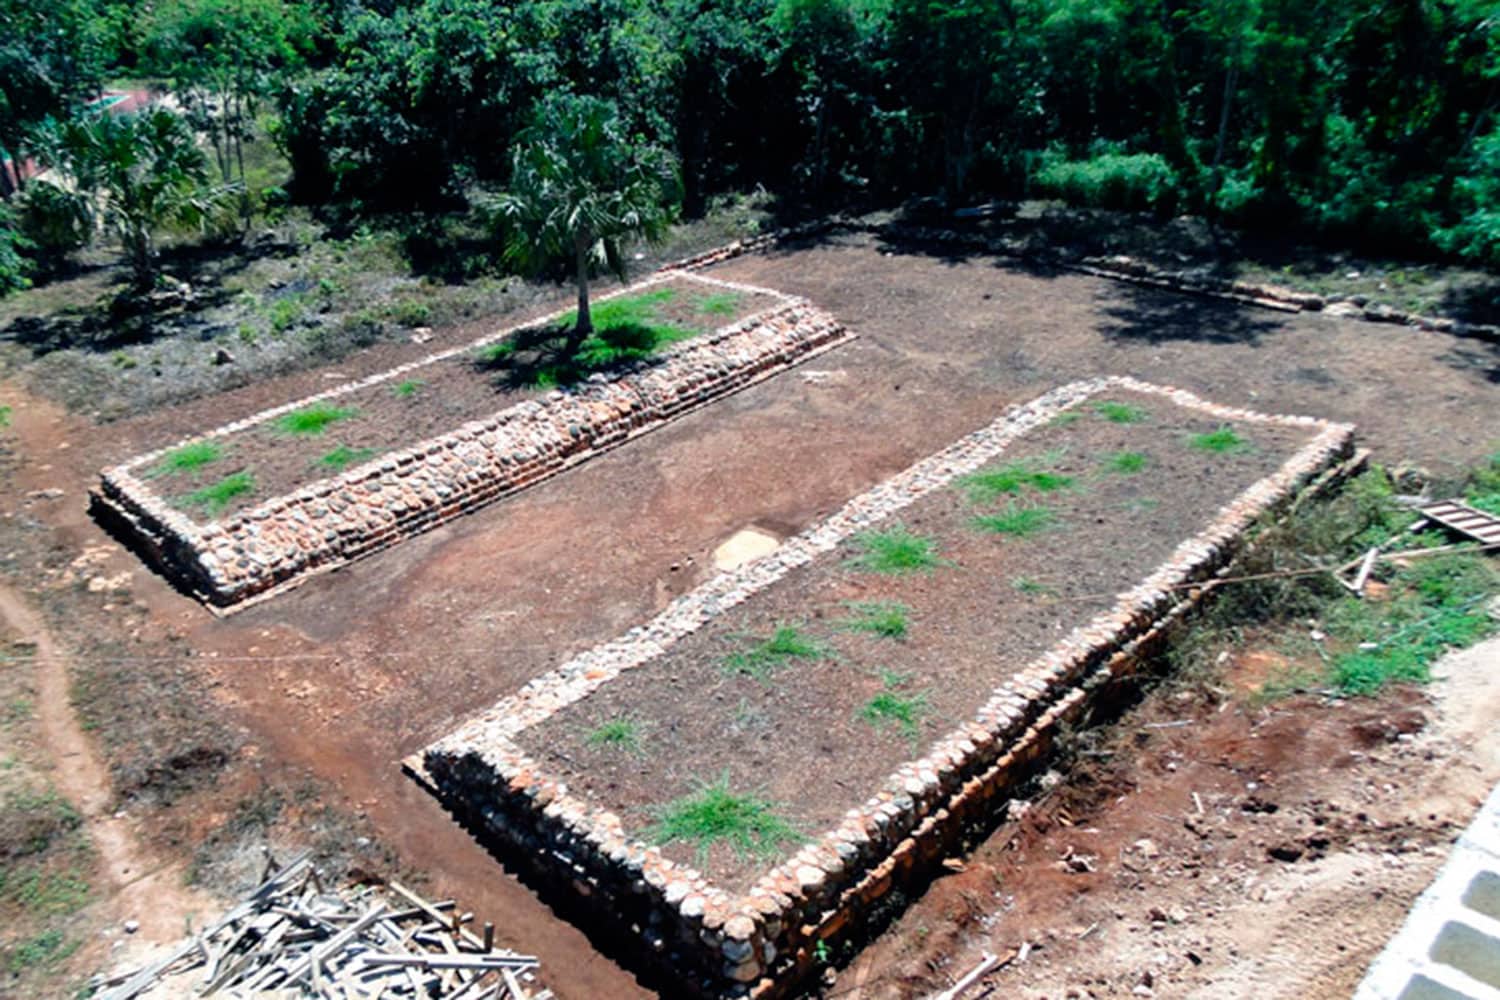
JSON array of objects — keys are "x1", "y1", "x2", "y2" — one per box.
[{"x1": 92, "y1": 851, "x2": 545, "y2": 1000}]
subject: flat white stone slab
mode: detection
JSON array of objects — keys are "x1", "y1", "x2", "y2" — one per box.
[{"x1": 712, "y1": 527, "x2": 781, "y2": 571}]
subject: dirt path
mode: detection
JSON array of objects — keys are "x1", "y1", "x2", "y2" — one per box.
[{"x1": 0, "y1": 579, "x2": 222, "y2": 981}]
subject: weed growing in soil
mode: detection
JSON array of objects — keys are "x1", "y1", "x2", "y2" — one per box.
[
  {"x1": 1106, "y1": 450, "x2": 1148, "y2": 474},
  {"x1": 1095, "y1": 400, "x2": 1149, "y2": 423},
  {"x1": 393, "y1": 379, "x2": 425, "y2": 398},
  {"x1": 183, "y1": 471, "x2": 254, "y2": 515},
  {"x1": 275, "y1": 403, "x2": 357, "y2": 435},
  {"x1": 585, "y1": 716, "x2": 645, "y2": 753},
  {"x1": 1467, "y1": 451, "x2": 1500, "y2": 515},
  {"x1": 1190, "y1": 427, "x2": 1248, "y2": 453},
  {"x1": 696, "y1": 291, "x2": 741, "y2": 316},
  {"x1": 723, "y1": 625, "x2": 828, "y2": 681},
  {"x1": 651, "y1": 772, "x2": 801, "y2": 860},
  {"x1": 973, "y1": 502, "x2": 1055, "y2": 537},
  {"x1": 317, "y1": 445, "x2": 377, "y2": 471},
  {"x1": 1049, "y1": 410, "x2": 1084, "y2": 427},
  {"x1": 959, "y1": 460, "x2": 1073, "y2": 503},
  {"x1": 858, "y1": 671, "x2": 928, "y2": 745},
  {"x1": 840, "y1": 601, "x2": 911, "y2": 639},
  {"x1": 1325, "y1": 554, "x2": 1497, "y2": 696},
  {"x1": 1165, "y1": 467, "x2": 1497, "y2": 701},
  {"x1": 150, "y1": 440, "x2": 223, "y2": 477},
  {"x1": 6, "y1": 928, "x2": 80, "y2": 974},
  {"x1": 848, "y1": 527, "x2": 948, "y2": 574},
  {"x1": 1012, "y1": 576, "x2": 1055, "y2": 596}
]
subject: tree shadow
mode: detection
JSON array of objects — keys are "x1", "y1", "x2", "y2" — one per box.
[
  {"x1": 475, "y1": 319, "x2": 674, "y2": 391},
  {"x1": 1436, "y1": 281, "x2": 1500, "y2": 328},
  {"x1": 1439, "y1": 340, "x2": 1500, "y2": 385},
  {"x1": 1096, "y1": 284, "x2": 1283, "y2": 346}
]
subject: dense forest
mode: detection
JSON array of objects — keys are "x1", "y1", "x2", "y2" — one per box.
[{"x1": 1, "y1": 0, "x2": 1497, "y2": 294}]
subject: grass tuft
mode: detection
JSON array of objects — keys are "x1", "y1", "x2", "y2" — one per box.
[
  {"x1": 973, "y1": 502, "x2": 1055, "y2": 537},
  {"x1": 1012, "y1": 576, "x2": 1054, "y2": 596},
  {"x1": 317, "y1": 445, "x2": 377, "y2": 471},
  {"x1": 275, "y1": 403, "x2": 357, "y2": 436},
  {"x1": 723, "y1": 625, "x2": 828, "y2": 681},
  {"x1": 695, "y1": 291, "x2": 742, "y2": 317},
  {"x1": 1105, "y1": 450, "x2": 1149, "y2": 474},
  {"x1": 393, "y1": 379, "x2": 425, "y2": 398},
  {"x1": 183, "y1": 471, "x2": 254, "y2": 516},
  {"x1": 585, "y1": 716, "x2": 644, "y2": 753},
  {"x1": 150, "y1": 440, "x2": 223, "y2": 477},
  {"x1": 651, "y1": 772, "x2": 801, "y2": 860},
  {"x1": 1190, "y1": 426, "x2": 1249, "y2": 453},
  {"x1": 959, "y1": 460, "x2": 1073, "y2": 503},
  {"x1": 858, "y1": 671, "x2": 929, "y2": 745},
  {"x1": 848, "y1": 527, "x2": 948, "y2": 574},
  {"x1": 839, "y1": 601, "x2": 911, "y2": 639},
  {"x1": 1094, "y1": 400, "x2": 1149, "y2": 423}
]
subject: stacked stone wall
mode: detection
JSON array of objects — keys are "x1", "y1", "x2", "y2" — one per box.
[
  {"x1": 93, "y1": 274, "x2": 852, "y2": 609},
  {"x1": 412, "y1": 377, "x2": 1357, "y2": 998}
]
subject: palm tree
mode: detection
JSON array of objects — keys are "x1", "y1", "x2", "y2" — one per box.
[
  {"x1": 494, "y1": 94, "x2": 680, "y2": 353},
  {"x1": 34, "y1": 107, "x2": 232, "y2": 289}
]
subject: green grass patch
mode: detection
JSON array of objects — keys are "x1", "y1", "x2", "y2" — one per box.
[
  {"x1": 1094, "y1": 400, "x2": 1149, "y2": 423},
  {"x1": 723, "y1": 625, "x2": 828, "y2": 681},
  {"x1": 474, "y1": 340, "x2": 517, "y2": 364},
  {"x1": 1189, "y1": 426, "x2": 1249, "y2": 453},
  {"x1": 150, "y1": 440, "x2": 223, "y2": 477},
  {"x1": 317, "y1": 445, "x2": 377, "y2": 471},
  {"x1": 585, "y1": 716, "x2": 645, "y2": 753},
  {"x1": 695, "y1": 291, "x2": 742, "y2": 317},
  {"x1": 839, "y1": 601, "x2": 911, "y2": 639},
  {"x1": 274, "y1": 403, "x2": 357, "y2": 436},
  {"x1": 848, "y1": 527, "x2": 948, "y2": 574},
  {"x1": 1326, "y1": 554, "x2": 1497, "y2": 696},
  {"x1": 650, "y1": 772, "x2": 801, "y2": 860},
  {"x1": 958, "y1": 460, "x2": 1073, "y2": 503},
  {"x1": 858, "y1": 671, "x2": 929, "y2": 745},
  {"x1": 1466, "y1": 451, "x2": 1500, "y2": 515},
  {"x1": 1012, "y1": 576, "x2": 1054, "y2": 596},
  {"x1": 1049, "y1": 410, "x2": 1084, "y2": 427},
  {"x1": 393, "y1": 379, "x2": 425, "y2": 398},
  {"x1": 5, "y1": 928, "x2": 80, "y2": 974},
  {"x1": 1105, "y1": 450, "x2": 1148, "y2": 474},
  {"x1": 182, "y1": 471, "x2": 254, "y2": 516},
  {"x1": 973, "y1": 502, "x2": 1055, "y2": 537}
]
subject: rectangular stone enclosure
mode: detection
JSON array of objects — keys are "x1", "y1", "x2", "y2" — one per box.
[
  {"x1": 410, "y1": 377, "x2": 1356, "y2": 998},
  {"x1": 91, "y1": 270, "x2": 851, "y2": 610}
]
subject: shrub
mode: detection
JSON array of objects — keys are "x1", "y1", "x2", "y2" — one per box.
[{"x1": 1033, "y1": 148, "x2": 1180, "y2": 214}]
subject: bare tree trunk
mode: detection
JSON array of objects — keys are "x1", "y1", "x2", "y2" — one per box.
[{"x1": 569, "y1": 235, "x2": 593, "y2": 353}]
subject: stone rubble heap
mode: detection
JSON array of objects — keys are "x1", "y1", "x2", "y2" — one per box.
[{"x1": 413, "y1": 377, "x2": 1356, "y2": 999}]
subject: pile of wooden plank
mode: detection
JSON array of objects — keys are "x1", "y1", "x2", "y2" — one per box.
[{"x1": 93, "y1": 851, "x2": 546, "y2": 1000}]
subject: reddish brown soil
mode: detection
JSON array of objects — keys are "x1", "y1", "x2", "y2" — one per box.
[
  {"x1": 4, "y1": 233, "x2": 1497, "y2": 998},
  {"x1": 143, "y1": 277, "x2": 778, "y2": 518},
  {"x1": 521, "y1": 391, "x2": 1315, "y2": 891}
]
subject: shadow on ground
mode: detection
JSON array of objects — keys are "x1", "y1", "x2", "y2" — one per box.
[{"x1": 1097, "y1": 285, "x2": 1283, "y2": 346}]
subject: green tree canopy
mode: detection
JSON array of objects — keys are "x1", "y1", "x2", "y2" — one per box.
[
  {"x1": 493, "y1": 94, "x2": 680, "y2": 347},
  {"x1": 34, "y1": 107, "x2": 232, "y2": 288}
]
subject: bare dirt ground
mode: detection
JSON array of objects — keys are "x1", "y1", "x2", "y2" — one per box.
[
  {"x1": 840, "y1": 635, "x2": 1500, "y2": 1000},
  {"x1": 1, "y1": 232, "x2": 1495, "y2": 997}
]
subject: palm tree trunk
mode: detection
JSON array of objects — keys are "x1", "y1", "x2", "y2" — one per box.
[{"x1": 569, "y1": 235, "x2": 593, "y2": 354}]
